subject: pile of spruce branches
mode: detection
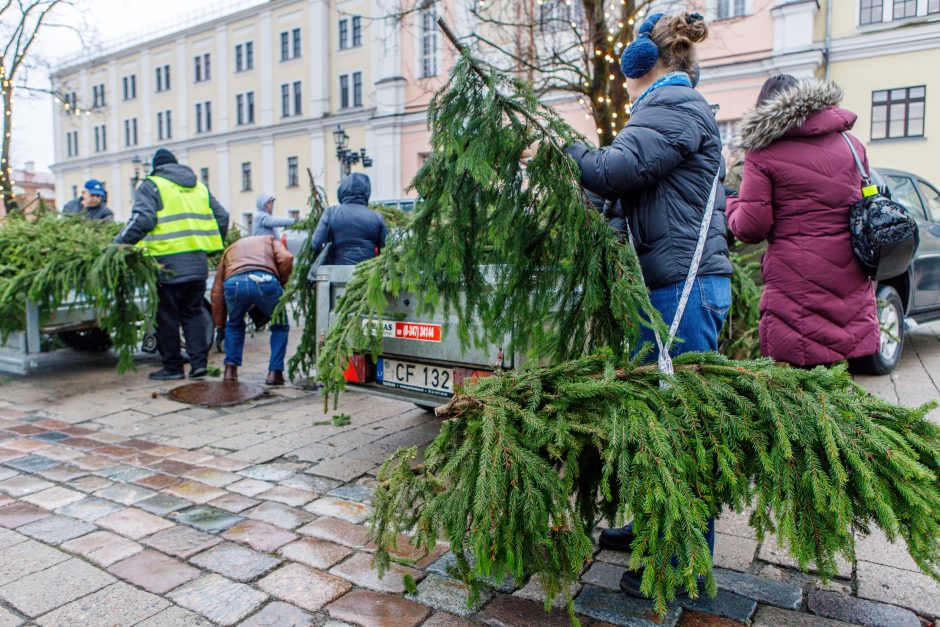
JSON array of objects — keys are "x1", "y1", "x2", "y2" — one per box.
[
  {"x1": 0, "y1": 214, "x2": 160, "y2": 371},
  {"x1": 314, "y1": 46, "x2": 940, "y2": 620}
]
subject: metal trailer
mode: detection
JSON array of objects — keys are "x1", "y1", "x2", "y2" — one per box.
[
  {"x1": 314, "y1": 264, "x2": 521, "y2": 409},
  {"x1": 0, "y1": 278, "x2": 215, "y2": 376}
]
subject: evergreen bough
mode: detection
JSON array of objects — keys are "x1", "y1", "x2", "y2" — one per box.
[
  {"x1": 312, "y1": 42, "x2": 940, "y2": 620},
  {"x1": 0, "y1": 214, "x2": 160, "y2": 372}
]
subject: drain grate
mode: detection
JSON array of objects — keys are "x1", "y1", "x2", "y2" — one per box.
[{"x1": 168, "y1": 381, "x2": 265, "y2": 407}]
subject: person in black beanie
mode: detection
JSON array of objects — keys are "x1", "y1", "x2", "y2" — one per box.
[{"x1": 114, "y1": 148, "x2": 230, "y2": 380}]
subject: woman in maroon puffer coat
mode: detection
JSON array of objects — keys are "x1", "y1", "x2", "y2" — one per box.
[{"x1": 727, "y1": 76, "x2": 879, "y2": 367}]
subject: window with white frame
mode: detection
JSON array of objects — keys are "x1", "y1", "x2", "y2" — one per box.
[
  {"x1": 716, "y1": 0, "x2": 747, "y2": 20},
  {"x1": 293, "y1": 81, "x2": 302, "y2": 115},
  {"x1": 280, "y1": 82, "x2": 303, "y2": 117},
  {"x1": 236, "y1": 92, "x2": 255, "y2": 125},
  {"x1": 287, "y1": 157, "x2": 299, "y2": 188},
  {"x1": 92, "y1": 84, "x2": 106, "y2": 108},
  {"x1": 155, "y1": 64, "x2": 171, "y2": 92},
  {"x1": 338, "y1": 73, "x2": 362, "y2": 109},
  {"x1": 352, "y1": 17, "x2": 362, "y2": 47},
  {"x1": 280, "y1": 28, "x2": 302, "y2": 60},
  {"x1": 194, "y1": 53, "x2": 211, "y2": 82},
  {"x1": 157, "y1": 109, "x2": 172, "y2": 141},
  {"x1": 235, "y1": 42, "x2": 254, "y2": 72},
  {"x1": 930, "y1": 0, "x2": 940, "y2": 14},
  {"x1": 339, "y1": 19, "x2": 349, "y2": 50},
  {"x1": 241, "y1": 162, "x2": 252, "y2": 192},
  {"x1": 122, "y1": 75, "x2": 137, "y2": 100},
  {"x1": 420, "y1": 9, "x2": 438, "y2": 78},
  {"x1": 200, "y1": 167, "x2": 209, "y2": 186},
  {"x1": 893, "y1": 0, "x2": 917, "y2": 18},
  {"x1": 93, "y1": 124, "x2": 107, "y2": 152},
  {"x1": 195, "y1": 101, "x2": 212, "y2": 133},
  {"x1": 242, "y1": 212, "x2": 253, "y2": 231},
  {"x1": 352, "y1": 72, "x2": 362, "y2": 107},
  {"x1": 860, "y1": 0, "x2": 883, "y2": 23},
  {"x1": 288, "y1": 209, "x2": 300, "y2": 220},
  {"x1": 339, "y1": 74, "x2": 350, "y2": 109},
  {"x1": 871, "y1": 86, "x2": 926, "y2": 140},
  {"x1": 66, "y1": 130, "x2": 78, "y2": 157},
  {"x1": 124, "y1": 118, "x2": 138, "y2": 147}
]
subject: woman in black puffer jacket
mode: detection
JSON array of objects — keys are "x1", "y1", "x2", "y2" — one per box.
[{"x1": 564, "y1": 10, "x2": 732, "y2": 599}]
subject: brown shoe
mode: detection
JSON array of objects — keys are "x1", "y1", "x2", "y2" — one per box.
[
  {"x1": 224, "y1": 364, "x2": 238, "y2": 381},
  {"x1": 265, "y1": 370, "x2": 285, "y2": 386}
]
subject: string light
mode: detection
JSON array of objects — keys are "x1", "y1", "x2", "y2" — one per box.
[{"x1": 596, "y1": 128, "x2": 602, "y2": 134}]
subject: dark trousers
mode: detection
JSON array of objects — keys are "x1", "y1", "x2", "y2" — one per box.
[{"x1": 156, "y1": 280, "x2": 209, "y2": 373}]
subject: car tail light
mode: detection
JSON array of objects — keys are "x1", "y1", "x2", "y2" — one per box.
[
  {"x1": 343, "y1": 354, "x2": 372, "y2": 383},
  {"x1": 453, "y1": 367, "x2": 493, "y2": 389}
]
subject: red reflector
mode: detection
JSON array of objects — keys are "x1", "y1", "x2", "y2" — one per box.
[
  {"x1": 453, "y1": 367, "x2": 493, "y2": 388},
  {"x1": 343, "y1": 354, "x2": 370, "y2": 383}
]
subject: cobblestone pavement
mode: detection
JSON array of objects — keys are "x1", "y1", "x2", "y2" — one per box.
[{"x1": 0, "y1": 325, "x2": 937, "y2": 626}]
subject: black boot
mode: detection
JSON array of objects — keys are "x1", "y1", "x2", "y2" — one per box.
[
  {"x1": 189, "y1": 366, "x2": 208, "y2": 379},
  {"x1": 599, "y1": 523, "x2": 635, "y2": 552},
  {"x1": 149, "y1": 368, "x2": 184, "y2": 381},
  {"x1": 620, "y1": 568, "x2": 705, "y2": 600}
]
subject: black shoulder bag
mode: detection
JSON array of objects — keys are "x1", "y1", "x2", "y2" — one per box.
[
  {"x1": 308, "y1": 206, "x2": 337, "y2": 281},
  {"x1": 841, "y1": 133, "x2": 919, "y2": 281}
]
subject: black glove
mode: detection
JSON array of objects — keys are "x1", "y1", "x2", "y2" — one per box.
[{"x1": 214, "y1": 327, "x2": 225, "y2": 353}]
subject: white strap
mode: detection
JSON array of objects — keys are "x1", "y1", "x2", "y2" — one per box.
[{"x1": 624, "y1": 171, "x2": 721, "y2": 376}]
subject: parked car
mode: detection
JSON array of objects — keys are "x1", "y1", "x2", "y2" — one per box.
[{"x1": 850, "y1": 168, "x2": 940, "y2": 375}]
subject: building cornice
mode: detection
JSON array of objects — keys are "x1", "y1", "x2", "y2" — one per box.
[
  {"x1": 828, "y1": 20, "x2": 940, "y2": 63},
  {"x1": 53, "y1": 0, "x2": 301, "y2": 78},
  {"x1": 700, "y1": 49, "x2": 824, "y2": 83}
]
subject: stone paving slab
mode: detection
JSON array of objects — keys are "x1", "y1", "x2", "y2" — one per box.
[
  {"x1": 20, "y1": 486, "x2": 84, "y2": 510},
  {"x1": 713, "y1": 567, "x2": 803, "y2": 610},
  {"x1": 0, "y1": 501, "x2": 49, "y2": 528},
  {"x1": 258, "y1": 563, "x2": 351, "y2": 612},
  {"x1": 278, "y1": 538, "x2": 353, "y2": 570},
  {"x1": 240, "y1": 601, "x2": 315, "y2": 627},
  {"x1": 141, "y1": 524, "x2": 221, "y2": 559},
  {"x1": 60, "y1": 530, "x2": 143, "y2": 567},
  {"x1": 330, "y1": 551, "x2": 425, "y2": 594},
  {"x1": 107, "y1": 550, "x2": 200, "y2": 594},
  {"x1": 34, "y1": 581, "x2": 169, "y2": 626},
  {"x1": 54, "y1": 496, "x2": 124, "y2": 522},
  {"x1": 854, "y1": 561, "x2": 940, "y2": 619},
  {"x1": 474, "y1": 594, "x2": 574, "y2": 627},
  {"x1": 134, "y1": 605, "x2": 213, "y2": 626},
  {"x1": 170, "y1": 574, "x2": 269, "y2": 625},
  {"x1": 328, "y1": 588, "x2": 431, "y2": 627},
  {"x1": 172, "y1": 505, "x2": 244, "y2": 533},
  {"x1": 573, "y1": 584, "x2": 682, "y2": 627},
  {"x1": 17, "y1": 514, "x2": 96, "y2": 544},
  {"x1": 0, "y1": 557, "x2": 115, "y2": 618},
  {"x1": 189, "y1": 542, "x2": 281, "y2": 582},
  {"x1": 0, "y1": 606, "x2": 21, "y2": 627},
  {"x1": 0, "y1": 538, "x2": 70, "y2": 586},
  {"x1": 297, "y1": 516, "x2": 375, "y2": 549},
  {"x1": 808, "y1": 588, "x2": 920, "y2": 627},
  {"x1": 222, "y1": 519, "x2": 297, "y2": 552},
  {"x1": 96, "y1": 507, "x2": 174, "y2": 539},
  {"x1": 752, "y1": 604, "x2": 856, "y2": 627},
  {"x1": 407, "y1": 574, "x2": 494, "y2": 619}
]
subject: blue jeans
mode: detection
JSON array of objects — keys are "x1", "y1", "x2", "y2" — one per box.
[
  {"x1": 636, "y1": 274, "x2": 732, "y2": 363},
  {"x1": 223, "y1": 272, "x2": 289, "y2": 372},
  {"x1": 635, "y1": 274, "x2": 731, "y2": 559}
]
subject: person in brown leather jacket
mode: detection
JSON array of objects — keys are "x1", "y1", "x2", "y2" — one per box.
[{"x1": 211, "y1": 236, "x2": 293, "y2": 384}]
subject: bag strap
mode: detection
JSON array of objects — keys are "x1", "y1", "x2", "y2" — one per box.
[
  {"x1": 840, "y1": 132, "x2": 879, "y2": 198},
  {"x1": 624, "y1": 169, "x2": 720, "y2": 376}
]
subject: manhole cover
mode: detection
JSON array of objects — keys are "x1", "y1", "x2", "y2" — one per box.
[{"x1": 168, "y1": 381, "x2": 265, "y2": 407}]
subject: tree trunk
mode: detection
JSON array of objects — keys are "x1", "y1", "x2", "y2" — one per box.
[{"x1": 1, "y1": 79, "x2": 16, "y2": 213}]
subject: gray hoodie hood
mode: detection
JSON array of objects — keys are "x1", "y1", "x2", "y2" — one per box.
[
  {"x1": 256, "y1": 193, "x2": 276, "y2": 212},
  {"x1": 337, "y1": 173, "x2": 371, "y2": 206},
  {"x1": 150, "y1": 163, "x2": 198, "y2": 188}
]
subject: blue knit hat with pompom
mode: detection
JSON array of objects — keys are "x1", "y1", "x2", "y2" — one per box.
[{"x1": 620, "y1": 13, "x2": 665, "y2": 79}]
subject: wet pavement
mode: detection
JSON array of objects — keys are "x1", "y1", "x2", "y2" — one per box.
[{"x1": 0, "y1": 325, "x2": 936, "y2": 626}]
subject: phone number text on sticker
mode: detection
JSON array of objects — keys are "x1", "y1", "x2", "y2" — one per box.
[{"x1": 363, "y1": 319, "x2": 442, "y2": 343}]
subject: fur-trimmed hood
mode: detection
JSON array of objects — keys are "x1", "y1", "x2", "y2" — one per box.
[{"x1": 737, "y1": 80, "x2": 855, "y2": 151}]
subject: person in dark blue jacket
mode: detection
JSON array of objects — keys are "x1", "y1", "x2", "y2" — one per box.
[
  {"x1": 564, "y1": 11, "x2": 732, "y2": 599},
  {"x1": 310, "y1": 173, "x2": 387, "y2": 265}
]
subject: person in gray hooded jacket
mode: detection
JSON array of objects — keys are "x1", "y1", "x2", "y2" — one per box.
[
  {"x1": 310, "y1": 173, "x2": 387, "y2": 265},
  {"x1": 252, "y1": 194, "x2": 296, "y2": 238},
  {"x1": 113, "y1": 148, "x2": 229, "y2": 380}
]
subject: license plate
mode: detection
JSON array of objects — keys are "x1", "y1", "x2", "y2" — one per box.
[{"x1": 376, "y1": 358, "x2": 453, "y2": 397}]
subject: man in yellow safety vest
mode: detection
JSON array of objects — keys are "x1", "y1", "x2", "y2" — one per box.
[{"x1": 113, "y1": 148, "x2": 229, "y2": 380}]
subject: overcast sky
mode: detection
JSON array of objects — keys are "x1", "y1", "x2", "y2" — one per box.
[{"x1": 13, "y1": 0, "x2": 224, "y2": 173}]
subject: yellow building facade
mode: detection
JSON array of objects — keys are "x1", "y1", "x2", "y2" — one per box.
[
  {"x1": 51, "y1": 0, "x2": 383, "y2": 228},
  {"x1": 824, "y1": 0, "x2": 940, "y2": 182}
]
